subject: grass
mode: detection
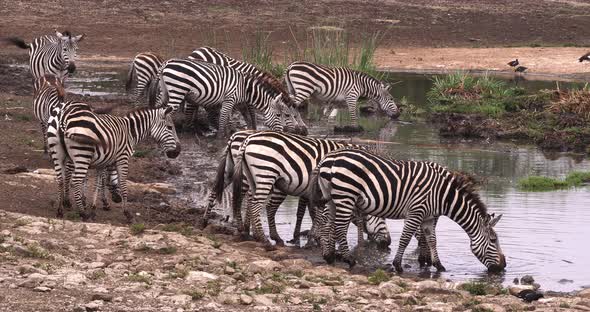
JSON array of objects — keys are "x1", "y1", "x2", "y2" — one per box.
[
  {"x1": 132, "y1": 149, "x2": 151, "y2": 158},
  {"x1": 160, "y1": 223, "x2": 193, "y2": 236},
  {"x1": 367, "y1": 269, "x2": 390, "y2": 285},
  {"x1": 242, "y1": 32, "x2": 285, "y2": 78},
  {"x1": 256, "y1": 281, "x2": 285, "y2": 294},
  {"x1": 427, "y1": 73, "x2": 525, "y2": 118},
  {"x1": 87, "y1": 269, "x2": 107, "y2": 280},
  {"x1": 13, "y1": 113, "x2": 32, "y2": 121},
  {"x1": 64, "y1": 211, "x2": 81, "y2": 221},
  {"x1": 127, "y1": 273, "x2": 151, "y2": 284},
  {"x1": 458, "y1": 282, "x2": 488, "y2": 296},
  {"x1": 472, "y1": 307, "x2": 494, "y2": 312},
  {"x1": 185, "y1": 289, "x2": 205, "y2": 301},
  {"x1": 157, "y1": 246, "x2": 177, "y2": 255},
  {"x1": 206, "y1": 280, "x2": 222, "y2": 297},
  {"x1": 23, "y1": 244, "x2": 52, "y2": 259},
  {"x1": 518, "y1": 171, "x2": 590, "y2": 191},
  {"x1": 129, "y1": 223, "x2": 146, "y2": 235}
]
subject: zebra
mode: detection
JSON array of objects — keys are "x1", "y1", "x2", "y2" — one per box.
[
  {"x1": 205, "y1": 130, "x2": 391, "y2": 248},
  {"x1": 308, "y1": 148, "x2": 506, "y2": 273},
  {"x1": 228, "y1": 130, "x2": 391, "y2": 248},
  {"x1": 4, "y1": 31, "x2": 84, "y2": 82},
  {"x1": 284, "y1": 61, "x2": 400, "y2": 131},
  {"x1": 47, "y1": 101, "x2": 181, "y2": 221},
  {"x1": 126, "y1": 52, "x2": 165, "y2": 105},
  {"x1": 35, "y1": 74, "x2": 122, "y2": 211},
  {"x1": 150, "y1": 59, "x2": 300, "y2": 138}
]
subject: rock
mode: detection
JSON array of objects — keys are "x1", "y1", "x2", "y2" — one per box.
[
  {"x1": 289, "y1": 297, "x2": 302, "y2": 305},
  {"x1": 579, "y1": 288, "x2": 590, "y2": 299},
  {"x1": 247, "y1": 260, "x2": 282, "y2": 274},
  {"x1": 72, "y1": 306, "x2": 86, "y2": 312},
  {"x1": 532, "y1": 282, "x2": 541, "y2": 290},
  {"x1": 475, "y1": 303, "x2": 506, "y2": 312},
  {"x1": 413, "y1": 280, "x2": 440, "y2": 290},
  {"x1": 217, "y1": 293, "x2": 239, "y2": 305},
  {"x1": 558, "y1": 279, "x2": 574, "y2": 284},
  {"x1": 224, "y1": 266, "x2": 236, "y2": 274},
  {"x1": 240, "y1": 294, "x2": 253, "y2": 305},
  {"x1": 280, "y1": 258, "x2": 313, "y2": 271},
  {"x1": 379, "y1": 281, "x2": 404, "y2": 298},
  {"x1": 85, "y1": 300, "x2": 104, "y2": 312},
  {"x1": 163, "y1": 294, "x2": 192, "y2": 306},
  {"x1": 186, "y1": 271, "x2": 218, "y2": 283},
  {"x1": 520, "y1": 275, "x2": 535, "y2": 285},
  {"x1": 509, "y1": 285, "x2": 534, "y2": 296},
  {"x1": 204, "y1": 302, "x2": 222, "y2": 310},
  {"x1": 33, "y1": 286, "x2": 51, "y2": 292},
  {"x1": 253, "y1": 294, "x2": 274, "y2": 306},
  {"x1": 18, "y1": 273, "x2": 47, "y2": 288},
  {"x1": 92, "y1": 293, "x2": 113, "y2": 302},
  {"x1": 332, "y1": 304, "x2": 354, "y2": 312},
  {"x1": 64, "y1": 273, "x2": 87, "y2": 287},
  {"x1": 87, "y1": 262, "x2": 106, "y2": 269}
]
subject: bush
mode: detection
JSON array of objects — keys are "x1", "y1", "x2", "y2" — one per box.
[
  {"x1": 367, "y1": 269, "x2": 390, "y2": 285},
  {"x1": 130, "y1": 223, "x2": 146, "y2": 235},
  {"x1": 458, "y1": 282, "x2": 488, "y2": 296}
]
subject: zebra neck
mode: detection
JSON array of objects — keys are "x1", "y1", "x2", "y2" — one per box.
[
  {"x1": 125, "y1": 111, "x2": 155, "y2": 146},
  {"x1": 445, "y1": 203, "x2": 485, "y2": 240}
]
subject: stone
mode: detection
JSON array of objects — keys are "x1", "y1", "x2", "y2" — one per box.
[
  {"x1": 204, "y1": 302, "x2": 222, "y2": 310},
  {"x1": 509, "y1": 285, "x2": 534, "y2": 296},
  {"x1": 520, "y1": 275, "x2": 535, "y2": 285},
  {"x1": 475, "y1": 303, "x2": 506, "y2": 312},
  {"x1": 92, "y1": 293, "x2": 113, "y2": 302},
  {"x1": 413, "y1": 280, "x2": 440, "y2": 290},
  {"x1": 33, "y1": 286, "x2": 51, "y2": 292},
  {"x1": 164, "y1": 294, "x2": 192, "y2": 306},
  {"x1": 224, "y1": 266, "x2": 236, "y2": 274},
  {"x1": 289, "y1": 297, "x2": 302, "y2": 305},
  {"x1": 87, "y1": 262, "x2": 106, "y2": 269},
  {"x1": 253, "y1": 294, "x2": 274, "y2": 306},
  {"x1": 247, "y1": 260, "x2": 282, "y2": 274},
  {"x1": 186, "y1": 271, "x2": 218, "y2": 283},
  {"x1": 379, "y1": 281, "x2": 404, "y2": 298},
  {"x1": 85, "y1": 300, "x2": 104, "y2": 312},
  {"x1": 332, "y1": 304, "x2": 353, "y2": 312},
  {"x1": 64, "y1": 273, "x2": 87, "y2": 287},
  {"x1": 579, "y1": 288, "x2": 590, "y2": 299},
  {"x1": 240, "y1": 294, "x2": 253, "y2": 305}
]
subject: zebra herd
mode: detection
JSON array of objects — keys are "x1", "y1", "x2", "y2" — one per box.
[{"x1": 4, "y1": 30, "x2": 506, "y2": 273}]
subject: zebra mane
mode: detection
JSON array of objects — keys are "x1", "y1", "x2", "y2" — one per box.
[
  {"x1": 448, "y1": 170, "x2": 488, "y2": 217},
  {"x1": 353, "y1": 69, "x2": 382, "y2": 87},
  {"x1": 248, "y1": 71, "x2": 295, "y2": 106}
]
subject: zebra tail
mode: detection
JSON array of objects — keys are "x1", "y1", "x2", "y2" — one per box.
[
  {"x1": 147, "y1": 75, "x2": 165, "y2": 108},
  {"x1": 231, "y1": 142, "x2": 254, "y2": 219},
  {"x1": 125, "y1": 63, "x2": 136, "y2": 92},
  {"x1": 213, "y1": 148, "x2": 230, "y2": 204},
  {"x1": 3, "y1": 37, "x2": 29, "y2": 49},
  {"x1": 307, "y1": 166, "x2": 322, "y2": 225},
  {"x1": 284, "y1": 67, "x2": 295, "y2": 96}
]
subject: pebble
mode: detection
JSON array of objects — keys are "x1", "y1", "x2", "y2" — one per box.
[
  {"x1": 33, "y1": 286, "x2": 51, "y2": 292},
  {"x1": 240, "y1": 294, "x2": 253, "y2": 305},
  {"x1": 520, "y1": 275, "x2": 535, "y2": 285}
]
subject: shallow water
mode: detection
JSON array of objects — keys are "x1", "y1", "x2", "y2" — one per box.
[{"x1": 68, "y1": 64, "x2": 590, "y2": 292}]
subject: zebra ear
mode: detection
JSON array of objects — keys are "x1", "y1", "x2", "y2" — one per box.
[
  {"x1": 489, "y1": 214, "x2": 502, "y2": 227},
  {"x1": 164, "y1": 106, "x2": 174, "y2": 116},
  {"x1": 55, "y1": 31, "x2": 63, "y2": 38},
  {"x1": 74, "y1": 34, "x2": 85, "y2": 42},
  {"x1": 383, "y1": 83, "x2": 391, "y2": 91}
]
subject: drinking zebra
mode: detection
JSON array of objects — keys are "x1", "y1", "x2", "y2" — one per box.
[
  {"x1": 47, "y1": 101, "x2": 181, "y2": 220},
  {"x1": 4, "y1": 31, "x2": 84, "y2": 82},
  {"x1": 229, "y1": 130, "x2": 391, "y2": 248},
  {"x1": 126, "y1": 52, "x2": 164, "y2": 105},
  {"x1": 284, "y1": 61, "x2": 400, "y2": 131},
  {"x1": 205, "y1": 130, "x2": 391, "y2": 248},
  {"x1": 150, "y1": 59, "x2": 301, "y2": 138},
  {"x1": 309, "y1": 148, "x2": 506, "y2": 273}
]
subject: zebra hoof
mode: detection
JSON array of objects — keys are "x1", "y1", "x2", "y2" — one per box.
[
  {"x1": 56, "y1": 210, "x2": 64, "y2": 218},
  {"x1": 123, "y1": 210, "x2": 134, "y2": 224},
  {"x1": 111, "y1": 193, "x2": 122, "y2": 203},
  {"x1": 434, "y1": 262, "x2": 446, "y2": 272},
  {"x1": 323, "y1": 254, "x2": 336, "y2": 265},
  {"x1": 392, "y1": 260, "x2": 404, "y2": 273},
  {"x1": 79, "y1": 211, "x2": 90, "y2": 221},
  {"x1": 263, "y1": 243, "x2": 277, "y2": 251},
  {"x1": 345, "y1": 257, "x2": 356, "y2": 268},
  {"x1": 63, "y1": 200, "x2": 71, "y2": 209},
  {"x1": 273, "y1": 239, "x2": 285, "y2": 247},
  {"x1": 102, "y1": 204, "x2": 111, "y2": 211},
  {"x1": 287, "y1": 238, "x2": 300, "y2": 246}
]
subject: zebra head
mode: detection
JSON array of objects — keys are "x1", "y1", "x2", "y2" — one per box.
[
  {"x1": 55, "y1": 31, "x2": 84, "y2": 75},
  {"x1": 265, "y1": 94, "x2": 297, "y2": 133},
  {"x1": 372, "y1": 83, "x2": 400, "y2": 119},
  {"x1": 471, "y1": 213, "x2": 506, "y2": 273},
  {"x1": 150, "y1": 106, "x2": 181, "y2": 158}
]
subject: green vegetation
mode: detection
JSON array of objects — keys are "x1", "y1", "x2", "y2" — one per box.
[
  {"x1": 64, "y1": 211, "x2": 81, "y2": 221},
  {"x1": 367, "y1": 268, "x2": 390, "y2": 285},
  {"x1": 185, "y1": 289, "x2": 205, "y2": 301},
  {"x1": 206, "y1": 280, "x2": 222, "y2": 296},
  {"x1": 157, "y1": 246, "x2": 177, "y2": 255},
  {"x1": 458, "y1": 281, "x2": 488, "y2": 296},
  {"x1": 427, "y1": 73, "x2": 525, "y2": 117},
  {"x1": 129, "y1": 223, "x2": 146, "y2": 235},
  {"x1": 242, "y1": 28, "x2": 384, "y2": 79},
  {"x1": 23, "y1": 244, "x2": 52, "y2": 259},
  {"x1": 256, "y1": 281, "x2": 285, "y2": 294},
  {"x1": 127, "y1": 273, "x2": 151, "y2": 284},
  {"x1": 160, "y1": 222, "x2": 193, "y2": 236},
  {"x1": 471, "y1": 306, "x2": 494, "y2": 312},
  {"x1": 132, "y1": 149, "x2": 151, "y2": 158},
  {"x1": 518, "y1": 171, "x2": 590, "y2": 191}
]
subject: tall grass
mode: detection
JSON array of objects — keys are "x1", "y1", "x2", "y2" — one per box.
[
  {"x1": 242, "y1": 28, "x2": 384, "y2": 79},
  {"x1": 518, "y1": 171, "x2": 590, "y2": 191}
]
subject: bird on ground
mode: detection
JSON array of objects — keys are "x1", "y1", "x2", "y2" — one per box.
[
  {"x1": 515, "y1": 66, "x2": 528, "y2": 73},
  {"x1": 517, "y1": 289, "x2": 544, "y2": 303},
  {"x1": 579, "y1": 52, "x2": 590, "y2": 62},
  {"x1": 507, "y1": 59, "x2": 519, "y2": 67}
]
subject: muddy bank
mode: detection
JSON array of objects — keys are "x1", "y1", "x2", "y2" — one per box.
[{"x1": 2, "y1": 210, "x2": 590, "y2": 312}]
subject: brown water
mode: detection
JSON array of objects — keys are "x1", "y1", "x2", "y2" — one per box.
[{"x1": 68, "y1": 65, "x2": 590, "y2": 292}]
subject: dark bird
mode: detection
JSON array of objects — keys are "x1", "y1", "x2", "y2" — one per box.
[
  {"x1": 508, "y1": 59, "x2": 519, "y2": 67},
  {"x1": 517, "y1": 289, "x2": 544, "y2": 303},
  {"x1": 579, "y1": 52, "x2": 590, "y2": 62},
  {"x1": 515, "y1": 66, "x2": 528, "y2": 73}
]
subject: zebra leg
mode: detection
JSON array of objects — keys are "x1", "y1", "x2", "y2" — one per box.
[
  {"x1": 216, "y1": 99, "x2": 236, "y2": 139},
  {"x1": 392, "y1": 210, "x2": 425, "y2": 273},
  {"x1": 422, "y1": 217, "x2": 445, "y2": 271},
  {"x1": 40, "y1": 122, "x2": 48, "y2": 155},
  {"x1": 63, "y1": 160, "x2": 74, "y2": 209},
  {"x1": 116, "y1": 160, "x2": 133, "y2": 223},
  {"x1": 355, "y1": 210, "x2": 366, "y2": 248},
  {"x1": 416, "y1": 229, "x2": 433, "y2": 268},
  {"x1": 333, "y1": 203, "x2": 355, "y2": 267},
  {"x1": 51, "y1": 152, "x2": 68, "y2": 218},
  {"x1": 265, "y1": 190, "x2": 288, "y2": 246},
  {"x1": 345, "y1": 96, "x2": 363, "y2": 131},
  {"x1": 206, "y1": 108, "x2": 221, "y2": 131},
  {"x1": 247, "y1": 182, "x2": 275, "y2": 248},
  {"x1": 88, "y1": 170, "x2": 105, "y2": 220},
  {"x1": 288, "y1": 198, "x2": 308, "y2": 245},
  {"x1": 70, "y1": 162, "x2": 91, "y2": 220},
  {"x1": 106, "y1": 166, "x2": 121, "y2": 205}
]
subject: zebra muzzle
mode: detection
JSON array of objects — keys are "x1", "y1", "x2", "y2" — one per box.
[
  {"x1": 166, "y1": 144, "x2": 181, "y2": 158},
  {"x1": 67, "y1": 63, "x2": 76, "y2": 74}
]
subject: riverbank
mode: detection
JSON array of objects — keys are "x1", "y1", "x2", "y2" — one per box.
[{"x1": 2, "y1": 209, "x2": 590, "y2": 312}]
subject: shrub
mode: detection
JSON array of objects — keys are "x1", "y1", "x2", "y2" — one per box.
[{"x1": 367, "y1": 269, "x2": 390, "y2": 285}]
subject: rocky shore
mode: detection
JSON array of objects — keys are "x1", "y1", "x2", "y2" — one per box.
[{"x1": 1, "y1": 210, "x2": 589, "y2": 312}]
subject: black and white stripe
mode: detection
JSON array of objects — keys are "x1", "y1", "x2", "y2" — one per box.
[
  {"x1": 229, "y1": 131, "x2": 391, "y2": 247},
  {"x1": 47, "y1": 103, "x2": 181, "y2": 220},
  {"x1": 309, "y1": 148, "x2": 506, "y2": 272},
  {"x1": 5, "y1": 31, "x2": 84, "y2": 82},
  {"x1": 126, "y1": 52, "x2": 164, "y2": 104},
  {"x1": 151, "y1": 59, "x2": 299, "y2": 137},
  {"x1": 285, "y1": 61, "x2": 399, "y2": 129}
]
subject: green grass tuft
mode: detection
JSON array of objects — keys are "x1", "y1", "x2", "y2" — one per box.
[
  {"x1": 458, "y1": 282, "x2": 488, "y2": 296},
  {"x1": 367, "y1": 269, "x2": 390, "y2": 285},
  {"x1": 519, "y1": 171, "x2": 590, "y2": 191},
  {"x1": 129, "y1": 223, "x2": 146, "y2": 235}
]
